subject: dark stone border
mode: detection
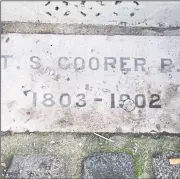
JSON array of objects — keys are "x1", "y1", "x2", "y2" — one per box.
[
  {"x1": 4, "y1": 155, "x2": 68, "y2": 179},
  {"x1": 152, "y1": 151, "x2": 180, "y2": 179},
  {"x1": 82, "y1": 152, "x2": 135, "y2": 179}
]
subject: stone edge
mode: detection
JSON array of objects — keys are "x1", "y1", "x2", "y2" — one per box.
[{"x1": 2, "y1": 21, "x2": 180, "y2": 36}]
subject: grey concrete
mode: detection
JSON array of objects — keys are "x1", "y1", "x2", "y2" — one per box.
[
  {"x1": 152, "y1": 151, "x2": 180, "y2": 179},
  {"x1": 5, "y1": 155, "x2": 67, "y2": 179},
  {"x1": 2, "y1": 22, "x2": 180, "y2": 36},
  {"x1": 2, "y1": 1, "x2": 180, "y2": 27},
  {"x1": 2, "y1": 34, "x2": 180, "y2": 133},
  {"x1": 83, "y1": 153, "x2": 135, "y2": 179}
]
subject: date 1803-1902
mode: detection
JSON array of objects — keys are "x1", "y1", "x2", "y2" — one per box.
[{"x1": 31, "y1": 92, "x2": 161, "y2": 109}]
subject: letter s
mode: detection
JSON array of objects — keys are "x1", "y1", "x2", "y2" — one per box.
[{"x1": 30, "y1": 56, "x2": 41, "y2": 69}]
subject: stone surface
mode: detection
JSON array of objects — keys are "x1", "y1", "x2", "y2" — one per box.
[
  {"x1": 2, "y1": 133, "x2": 180, "y2": 179},
  {"x1": 83, "y1": 153, "x2": 135, "y2": 179},
  {"x1": 5, "y1": 155, "x2": 67, "y2": 179},
  {"x1": 3, "y1": 22, "x2": 180, "y2": 36},
  {"x1": 2, "y1": 1, "x2": 180, "y2": 27},
  {"x1": 152, "y1": 151, "x2": 180, "y2": 179},
  {"x1": 1, "y1": 34, "x2": 180, "y2": 133}
]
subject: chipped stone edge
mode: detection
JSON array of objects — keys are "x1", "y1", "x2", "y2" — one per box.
[{"x1": 2, "y1": 21, "x2": 180, "y2": 36}]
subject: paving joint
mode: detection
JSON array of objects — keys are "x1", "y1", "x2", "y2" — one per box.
[
  {"x1": 2, "y1": 21, "x2": 180, "y2": 36},
  {"x1": 1, "y1": 131, "x2": 180, "y2": 137}
]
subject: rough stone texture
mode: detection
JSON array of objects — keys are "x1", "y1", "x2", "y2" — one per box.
[
  {"x1": 5, "y1": 155, "x2": 67, "y2": 179},
  {"x1": 152, "y1": 151, "x2": 180, "y2": 179},
  {"x1": 1, "y1": 134, "x2": 180, "y2": 179},
  {"x1": 83, "y1": 152, "x2": 135, "y2": 179},
  {"x1": 2, "y1": 22, "x2": 180, "y2": 36}
]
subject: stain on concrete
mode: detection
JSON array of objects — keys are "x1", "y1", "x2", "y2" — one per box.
[
  {"x1": 45, "y1": 12, "x2": 52, "y2": 16},
  {"x1": 81, "y1": 12, "x2": 86, "y2": 16},
  {"x1": 96, "y1": 13, "x2": 100, "y2": 16},
  {"x1": 115, "y1": 1, "x2": 122, "y2": 5},
  {"x1": 7, "y1": 101, "x2": 16, "y2": 109},
  {"x1": 55, "y1": 6, "x2": 59, "y2": 11},
  {"x1": 64, "y1": 11, "x2": 70, "y2": 16},
  {"x1": 130, "y1": 12, "x2": 135, "y2": 17},
  {"x1": 62, "y1": 1, "x2": 68, "y2": 6},
  {"x1": 23, "y1": 90, "x2": 31, "y2": 96},
  {"x1": 45, "y1": 1, "x2": 50, "y2": 6},
  {"x1": 6, "y1": 37, "x2": 10, "y2": 43},
  {"x1": 133, "y1": 1, "x2": 139, "y2": 6}
]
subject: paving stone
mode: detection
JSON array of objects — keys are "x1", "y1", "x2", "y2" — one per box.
[
  {"x1": 2, "y1": 1, "x2": 180, "y2": 27},
  {"x1": 83, "y1": 152, "x2": 135, "y2": 179},
  {"x1": 2, "y1": 34, "x2": 180, "y2": 133},
  {"x1": 5, "y1": 155, "x2": 67, "y2": 179},
  {"x1": 152, "y1": 151, "x2": 180, "y2": 179}
]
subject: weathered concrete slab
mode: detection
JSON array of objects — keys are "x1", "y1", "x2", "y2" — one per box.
[
  {"x1": 152, "y1": 152, "x2": 180, "y2": 179},
  {"x1": 1, "y1": 34, "x2": 180, "y2": 133},
  {"x1": 5, "y1": 155, "x2": 67, "y2": 179},
  {"x1": 2, "y1": 1, "x2": 180, "y2": 27},
  {"x1": 83, "y1": 153, "x2": 135, "y2": 179}
]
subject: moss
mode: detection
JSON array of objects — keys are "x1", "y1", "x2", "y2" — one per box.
[
  {"x1": 134, "y1": 159, "x2": 144, "y2": 177},
  {"x1": 1, "y1": 134, "x2": 180, "y2": 179}
]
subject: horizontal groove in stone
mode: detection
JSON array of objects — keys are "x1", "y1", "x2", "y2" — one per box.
[{"x1": 2, "y1": 21, "x2": 180, "y2": 36}]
